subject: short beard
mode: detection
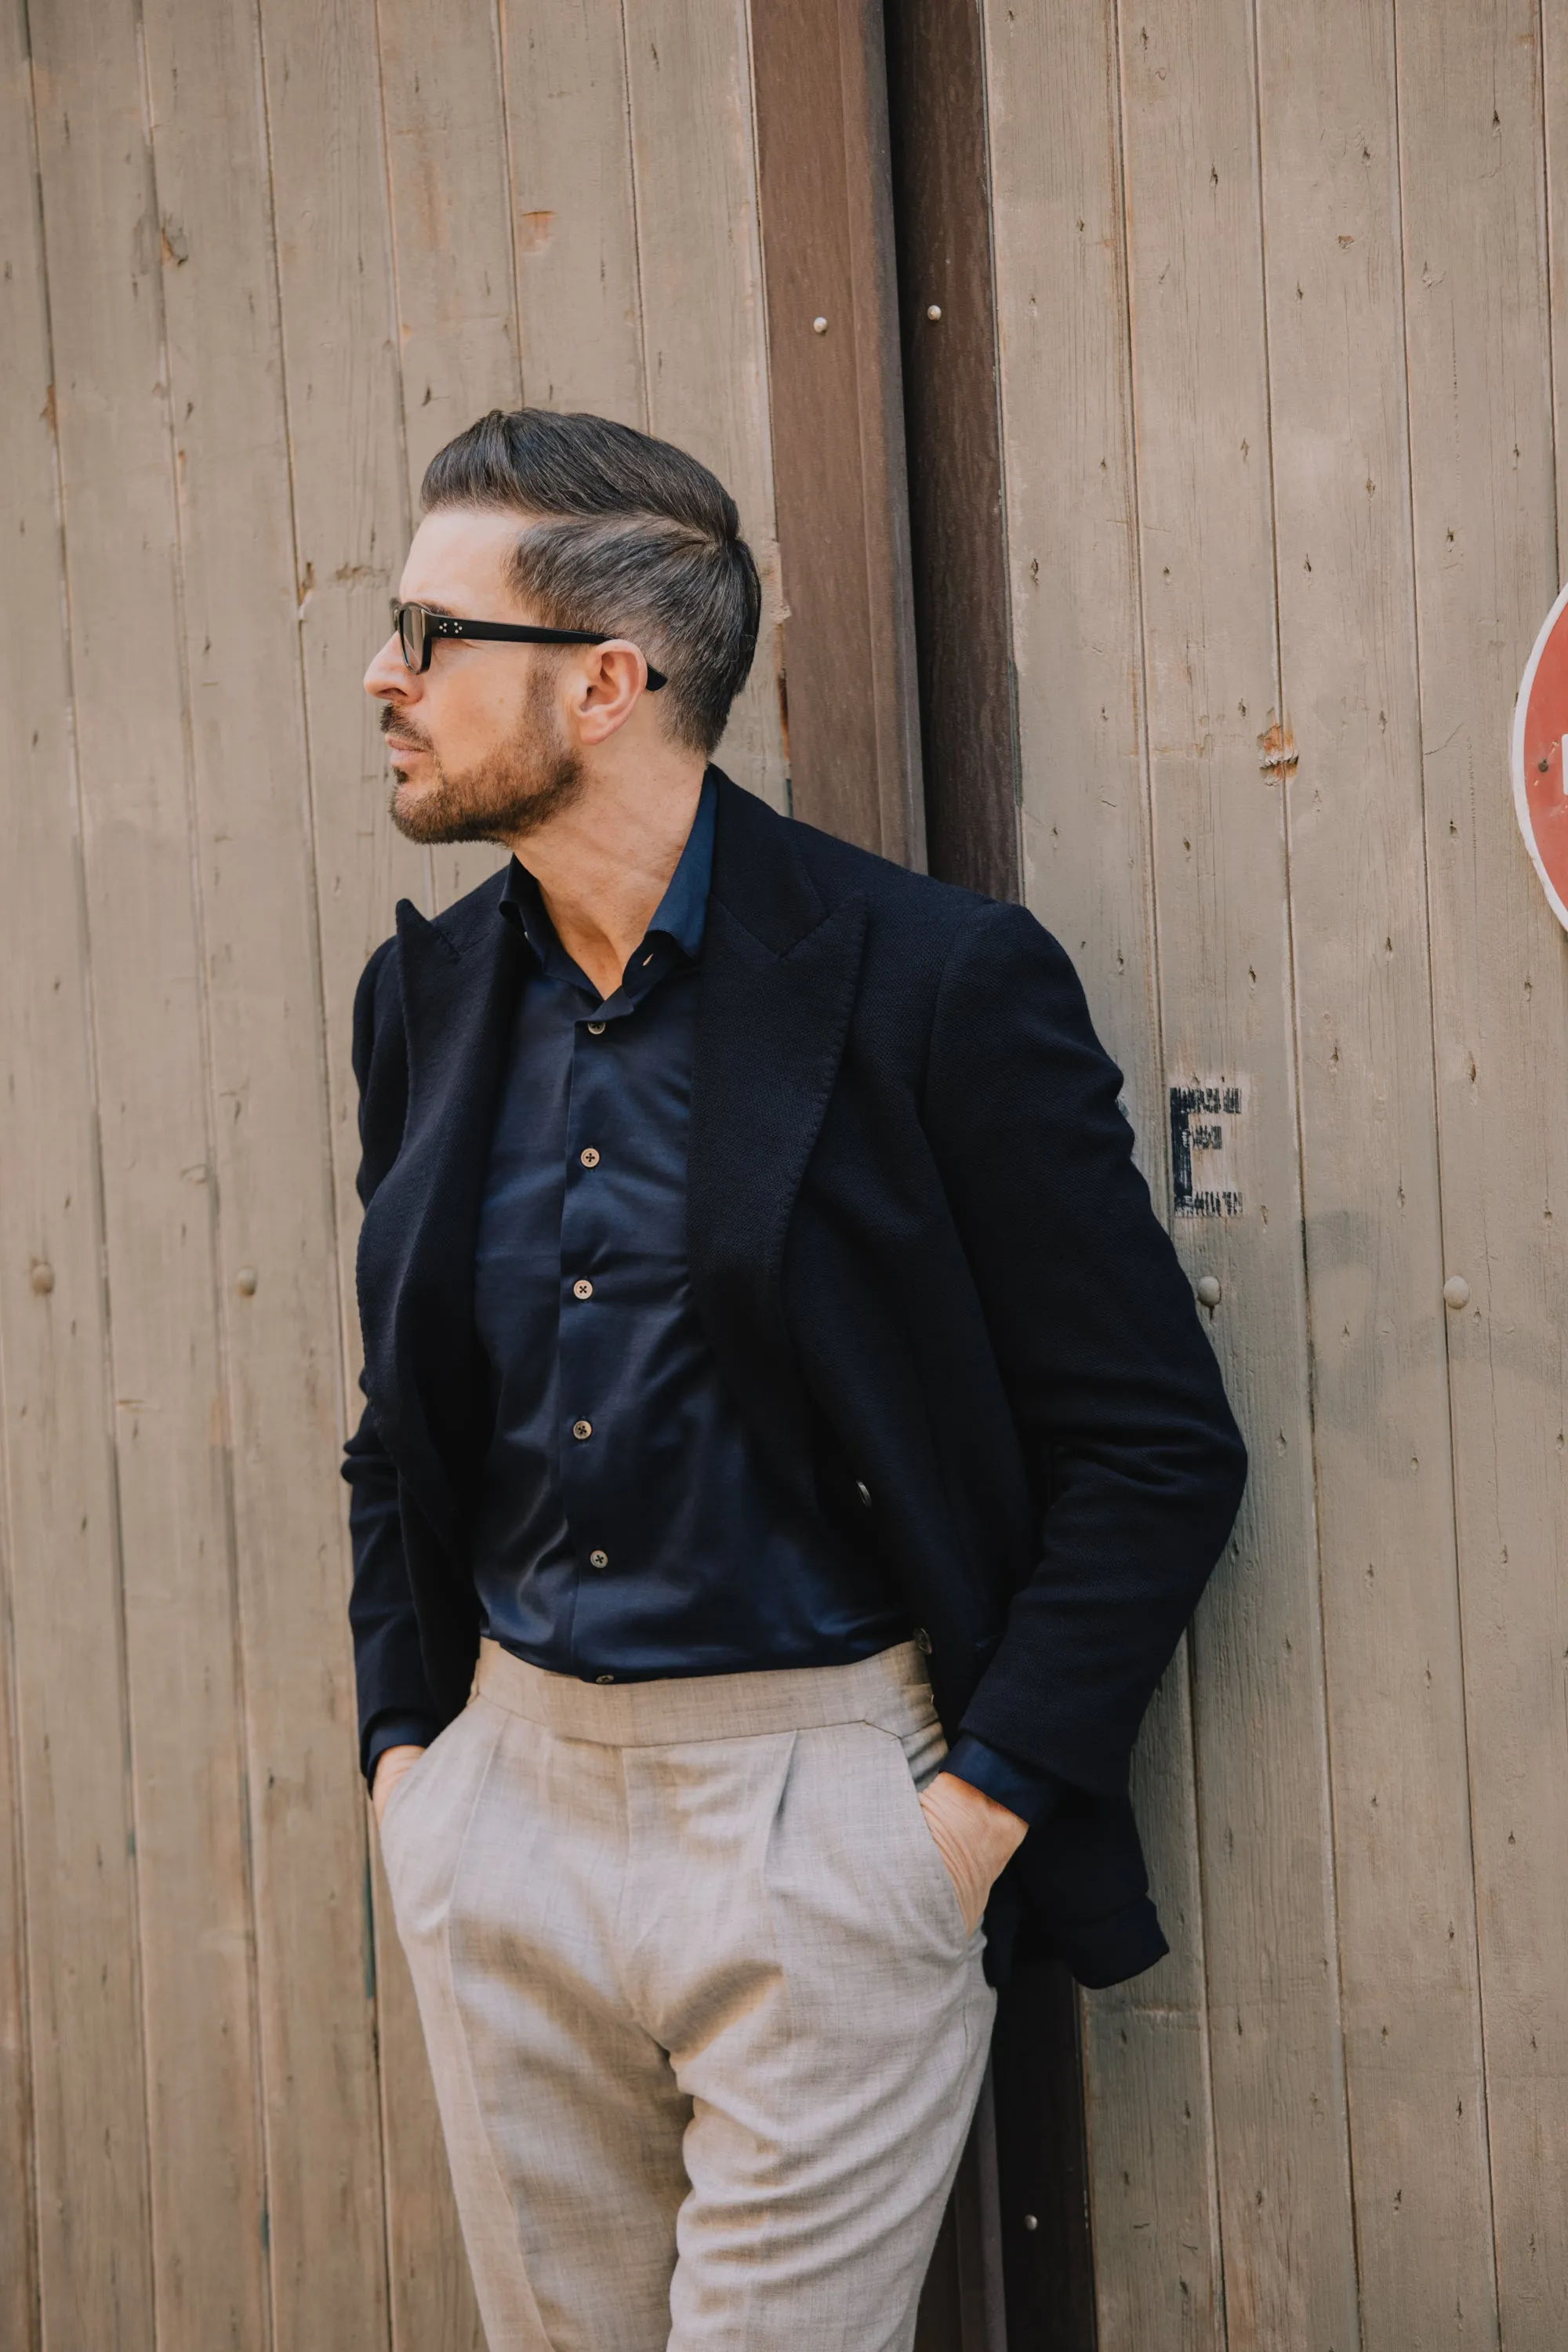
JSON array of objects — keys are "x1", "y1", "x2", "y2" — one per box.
[{"x1": 385, "y1": 673, "x2": 584, "y2": 846}]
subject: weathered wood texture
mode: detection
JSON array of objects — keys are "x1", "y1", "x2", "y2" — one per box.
[
  {"x1": 964, "y1": 0, "x2": 1568, "y2": 2340},
  {"x1": 752, "y1": 0, "x2": 924, "y2": 858},
  {"x1": 0, "y1": 2, "x2": 907, "y2": 2343}
]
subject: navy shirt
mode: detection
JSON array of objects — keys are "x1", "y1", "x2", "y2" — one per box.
[{"x1": 368, "y1": 778, "x2": 1054, "y2": 1825}]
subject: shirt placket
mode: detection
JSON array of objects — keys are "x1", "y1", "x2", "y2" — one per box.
[{"x1": 556, "y1": 990, "x2": 633, "y2": 1679}]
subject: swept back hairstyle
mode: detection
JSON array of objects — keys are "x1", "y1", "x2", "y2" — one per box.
[{"x1": 420, "y1": 408, "x2": 762, "y2": 757}]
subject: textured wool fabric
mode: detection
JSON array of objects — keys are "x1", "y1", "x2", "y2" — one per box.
[{"x1": 379, "y1": 1638, "x2": 995, "y2": 2351}]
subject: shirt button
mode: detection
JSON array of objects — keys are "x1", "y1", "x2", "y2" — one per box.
[
  {"x1": 579, "y1": 1146, "x2": 601, "y2": 1168},
  {"x1": 595, "y1": 1674, "x2": 615, "y2": 1686},
  {"x1": 572, "y1": 1278, "x2": 593, "y2": 1301},
  {"x1": 589, "y1": 1549, "x2": 609, "y2": 1569},
  {"x1": 586, "y1": 1020, "x2": 607, "y2": 1036},
  {"x1": 572, "y1": 1418, "x2": 593, "y2": 1441}
]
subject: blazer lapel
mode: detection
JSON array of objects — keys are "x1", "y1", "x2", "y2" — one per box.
[
  {"x1": 688, "y1": 775, "x2": 867, "y2": 1465},
  {"x1": 357, "y1": 877, "x2": 524, "y2": 1547}
]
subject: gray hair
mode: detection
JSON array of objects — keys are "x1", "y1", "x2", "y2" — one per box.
[{"x1": 421, "y1": 408, "x2": 761, "y2": 757}]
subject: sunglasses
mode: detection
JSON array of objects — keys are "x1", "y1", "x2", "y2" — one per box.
[{"x1": 391, "y1": 600, "x2": 666, "y2": 690}]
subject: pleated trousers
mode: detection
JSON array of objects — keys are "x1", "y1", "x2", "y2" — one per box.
[{"x1": 379, "y1": 1635, "x2": 996, "y2": 2351}]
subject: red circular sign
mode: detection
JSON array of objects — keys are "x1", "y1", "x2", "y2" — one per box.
[{"x1": 1513, "y1": 583, "x2": 1568, "y2": 928}]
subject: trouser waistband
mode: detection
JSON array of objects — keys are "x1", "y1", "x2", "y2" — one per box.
[{"x1": 473, "y1": 1636, "x2": 938, "y2": 1746}]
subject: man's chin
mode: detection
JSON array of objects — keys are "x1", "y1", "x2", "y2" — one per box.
[{"x1": 388, "y1": 779, "x2": 503, "y2": 848}]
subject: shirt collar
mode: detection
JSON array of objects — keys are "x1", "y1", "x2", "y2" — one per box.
[{"x1": 498, "y1": 768, "x2": 716, "y2": 990}]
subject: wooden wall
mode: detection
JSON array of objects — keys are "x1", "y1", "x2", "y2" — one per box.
[
  {"x1": 8, "y1": 0, "x2": 1568, "y2": 2346},
  {"x1": 0, "y1": 1, "x2": 846, "y2": 2343},
  {"x1": 961, "y1": 0, "x2": 1568, "y2": 2344}
]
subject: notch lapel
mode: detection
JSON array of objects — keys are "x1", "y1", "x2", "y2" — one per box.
[
  {"x1": 687, "y1": 777, "x2": 867, "y2": 1465},
  {"x1": 356, "y1": 877, "x2": 524, "y2": 1547}
]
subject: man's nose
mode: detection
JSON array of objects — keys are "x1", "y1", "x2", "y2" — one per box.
[{"x1": 364, "y1": 633, "x2": 412, "y2": 700}]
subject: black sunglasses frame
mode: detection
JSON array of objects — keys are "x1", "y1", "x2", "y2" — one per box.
[{"x1": 392, "y1": 601, "x2": 666, "y2": 691}]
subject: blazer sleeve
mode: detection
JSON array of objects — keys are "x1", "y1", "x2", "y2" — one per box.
[
  {"x1": 341, "y1": 937, "x2": 441, "y2": 1777},
  {"x1": 921, "y1": 899, "x2": 1247, "y2": 1796}
]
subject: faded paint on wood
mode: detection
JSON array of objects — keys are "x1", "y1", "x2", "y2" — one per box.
[
  {"x1": 0, "y1": 11, "x2": 154, "y2": 2347},
  {"x1": 0, "y1": 2, "x2": 826, "y2": 2339},
  {"x1": 28, "y1": 0, "x2": 271, "y2": 2343},
  {"x1": 499, "y1": 0, "x2": 645, "y2": 423},
  {"x1": 139, "y1": 0, "x2": 394, "y2": 2338},
  {"x1": 978, "y1": 2, "x2": 1223, "y2": 2341},
  {"x1": 625, "y1": 1, "x2": 788, "y2": 811},
  {"x1": 1252, "y1": 0, "x2": 1498, "y2": 2339},
  {"x1": 1104, "y1": 3, "x2": 1359, "y2": 2340},
  {"x1": 1399, "y1": 5, "x2": 1568, "y2": 2342}
]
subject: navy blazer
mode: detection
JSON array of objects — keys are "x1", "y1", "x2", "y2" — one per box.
[{"x1": 344, "y1": 770, "x2": 1247, "y2": 1987}]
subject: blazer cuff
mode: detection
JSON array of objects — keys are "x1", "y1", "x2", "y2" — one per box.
[
  {"x1": 364, "y1": 1710, "x2": 442, "y2": 1786},
  {"x1": 944, "y1": 1732, "x2": 1064, "y2": 1828}
]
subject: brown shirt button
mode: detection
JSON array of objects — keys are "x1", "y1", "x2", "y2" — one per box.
[
  {"x1": 579, "y1": 1146, "x2": 601, "y2": 1168},
  {"x1": 572, "y1": 1278, "x2": 593, "y2": 1301}
]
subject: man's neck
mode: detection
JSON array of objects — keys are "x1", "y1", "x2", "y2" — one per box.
[{"x1": 502, "y1": 755, "x2": 706, "y2": 1004}]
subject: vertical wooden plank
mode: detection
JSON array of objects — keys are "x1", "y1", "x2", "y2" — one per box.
[
  {"x1": 136, "y1": 1, "x2": 396, "y2": 2343},
  {"x1": 1253, "y1": 0, "x2": 1500, "y2": 2340},
  {"x1": 376, "y1": 0, "x2": 521, "y2": 913},
  {"x1": 977, "y1": 2, "x2": 1221, "y2": 2339},
  {"x1": 377, "y1": 0, "x2": 521, "y2": 490},
  {"x1": 1400, "y1": 5, "x2": 1568, "y2": 2341},
  {"x1": 1112, "y1": 0, "x2": 1363, "y2": 2340},
  {"x1": 750, "y1": 0, "x2": 924, "y2": 860},
  {"x1": 498, "y1": 0, "x2": 645, "y2": 423},
  {"x1": 0, "y1": 1488, "x2": 36, "y2": 2350},
  {"x1": 26, "y1": 1, "x2": 270, "y2": 2343},
  {"x1": 624, "y1": 0, "x2": 789, "y2": 811},
  {"x1": 254, "y1": 0, "x2": 474, "y2": 2342},
  {"x1": 883, "y1": 0, "x2": 1018, "y2": 899},
  {"x1": 0, "y1": 13, "x2": 154, "y2": 2343},
  {"x1": 256, "y1": 0, "x2": 428, "y2": 1359}
]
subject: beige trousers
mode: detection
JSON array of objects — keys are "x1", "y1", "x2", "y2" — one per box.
[{"x1": 379, "y1": 1637, "x2": 996, "y2": 2352}]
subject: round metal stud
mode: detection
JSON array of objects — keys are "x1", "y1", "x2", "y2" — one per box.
[
  {"x1": 30, "y1": 1263, "x2": 54, "y2": 1295},
  {"x1": 1196, "y1": 1273, "x2": 1222, "y2": 1308},
  {"x1": 812, "y1": 315, "x2": 829, "y2": 335},
  {"x1": 237, "y1": 1267, "x2": 258, "y2": 1296},
  {"x1": 1443, "y1": 1275, "x2": 1471, "y2": 1310},
  {"x1": 927, "y1": 303, "x2": 942, "y2": 321}
]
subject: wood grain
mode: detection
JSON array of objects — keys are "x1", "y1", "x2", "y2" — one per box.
[
  {"x1": 751, "y1": 0, "x2": 924, "y2": 860},
  {"x1": 1398, "y1": 3, "x2": 1568, "y2": 2339},
  {"x1": 498, "y1": 0, "x2": 644, "y2": 423},
  {"x1": 976, "y1": 1, "x2": 1221, "y2": 2339},
  {"x1": 883, "y1": 0, "x2": 1018, "y2": 899},
  {"x1": 1253, "y1": 0, "x2": 1499, "y2": 2339},
  {"x1": 1113, "y1": 0, "x2": 1362, "y2": 2340},
  {"x1": 624, "y1": 0, "x2": 788, "y2": 811},
  {"x1": 27, "y1": 0, "x2": 269, "y2": 2340},
  {"x1": 376, "y1": 0, "x2": 517, "y2": 913},
  {"x1": 0, "y1": 13, "x2": 154, "y2": 2346},
  {"x1": 254, "y1": 0, "x2": 474, "y2": 2339},
  {"x1": 139, "y1": 0, "x2": 396, "y2": 2338}
]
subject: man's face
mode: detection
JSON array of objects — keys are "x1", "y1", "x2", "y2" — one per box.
[{"x1": 363, "y1": 506, "x2": 583, "y2": 846}]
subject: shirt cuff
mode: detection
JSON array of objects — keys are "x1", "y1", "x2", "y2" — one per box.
[
  {"x1": 943, "y1": 1733, "x2": 1063, "y2": 1829},
  {"x1": 365, "y1": 1711, "x2": 441, "y2": 1785}
]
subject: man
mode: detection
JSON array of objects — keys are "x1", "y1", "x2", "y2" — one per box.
[{"x1": 348, "y1": 407, "x2": 1246, "y2": 2352}]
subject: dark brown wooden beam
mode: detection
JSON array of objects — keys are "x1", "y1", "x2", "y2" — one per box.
[
  {"x1": 882, "y1": 0, "x2": 1019, "y2": 901},
  {"x1": 751, "y1": 0, "x2": 924, "y2": 865}
]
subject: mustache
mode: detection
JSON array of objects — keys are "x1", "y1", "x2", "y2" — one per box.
[{"x1": 379, "y1": 705, "x2": 433, "y2": 752}]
